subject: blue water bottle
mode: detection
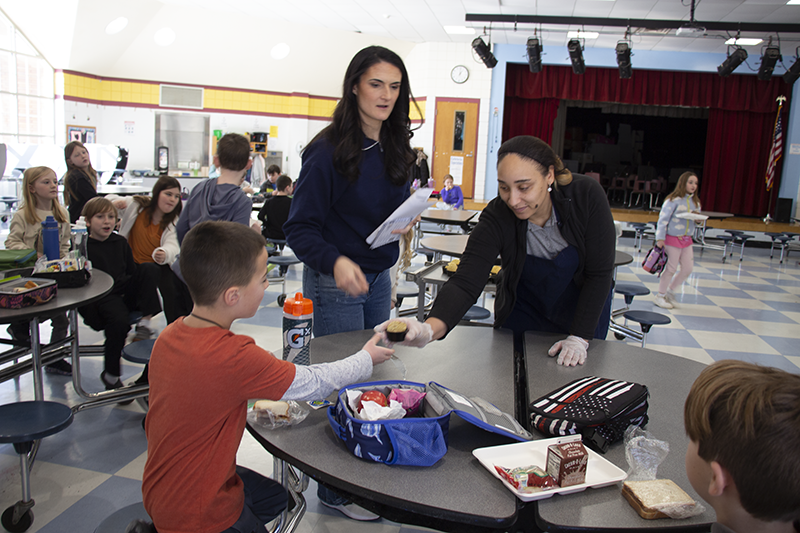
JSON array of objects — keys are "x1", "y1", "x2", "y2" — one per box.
[{"x1": 41, "y1": 216, "x2": 60, "y2": 260}]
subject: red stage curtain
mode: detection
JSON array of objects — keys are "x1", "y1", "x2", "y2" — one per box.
[
  {"x1": 700, "y1": 109, "x2": 775, "y2": 216},
  {"x1": 503, "y1": 97, "x2": 560, "y2": 144},
  {"x1": 504, "y1": 64, "x2": 789, "y2": 216}
]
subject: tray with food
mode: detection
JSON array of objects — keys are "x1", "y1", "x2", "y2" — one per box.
[
  {"x1": 472, "y1": 434, "x2": 627, "y2": 502},
  {"x1": 0, "y1": 277, "x2": 57, "y2": 309},
  {"x1": 674, "y1": 212, "x2": 708, "y2": 221},
  {"x1": 442, "y1": 259, "x2": 502, "y2": 282}
]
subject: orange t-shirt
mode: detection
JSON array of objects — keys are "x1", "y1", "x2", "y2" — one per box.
[
  {"x1": 128, "y1": 210, "x2": 163, "y2": 264},
  {"x1": 142, "y1": 318, "x2": 296, "y2": 533}
]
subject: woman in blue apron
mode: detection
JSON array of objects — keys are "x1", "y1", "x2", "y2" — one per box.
[{"x1": 376, "y1": 136, "x2": 616, "y2": 366}]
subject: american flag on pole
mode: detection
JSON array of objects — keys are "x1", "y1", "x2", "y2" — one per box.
[{"x1": 765, "y1": 105, "x2": 783, "y2": 192}]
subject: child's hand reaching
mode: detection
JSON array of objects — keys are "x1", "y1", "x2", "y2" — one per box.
[{"x1": 362, "y1": 333, "x2": 394, "y2": 365}]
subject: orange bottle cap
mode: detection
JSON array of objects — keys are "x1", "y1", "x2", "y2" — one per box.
[{"x1": 284, "y1": 292, "x2": 313, "y2": 316}]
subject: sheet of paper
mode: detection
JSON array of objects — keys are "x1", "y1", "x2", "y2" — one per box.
[{"x1": 366, "y1": 188, "x2": 433, "y2": 249}]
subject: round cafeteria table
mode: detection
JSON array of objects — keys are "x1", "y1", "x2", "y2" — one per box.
[
  {"x1": 420, "y1": 208, "x2": 477, "y2": 227},
  {"x1": 247, "y1": 328, "x2": 520, "y2": 532},
  {"x1": 524, "y1": 331, "x2": 716, "y2": 531},
  {"x1": 420, "y1": 234, "x2": 469, "y2": 260},
  {"x1": 97, "y1": 184, "x2": 151, "y2": 196}
]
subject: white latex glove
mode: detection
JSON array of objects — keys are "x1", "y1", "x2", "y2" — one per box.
[
  {"x1": 548, "y1": 335, "x2": 589, "y2": 366},
  {"x1": 374, "y1": 318, "x2": 434, "y2": 349}
]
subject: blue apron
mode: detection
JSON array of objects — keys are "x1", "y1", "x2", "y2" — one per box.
[{"x1": 503, "y1": 245, "x2": 611, "y2": 339}]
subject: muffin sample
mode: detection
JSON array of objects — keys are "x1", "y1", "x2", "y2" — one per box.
[{"x1": 386, "y1": 320, "x2": 408, "y2": 342}]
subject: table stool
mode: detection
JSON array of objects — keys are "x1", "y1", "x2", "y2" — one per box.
[
  {"x1": 395, "y1": 281, "x2": 420, "y2": 309},
  {"x1": 268, "y1": 255, "x2": 301, "y2": 307},
  {"x1": 610, "y1": 284, "x2": 650, "y2": 340},
  {"x1": 122, "y1": 339, "x2": 154, "y2": 413},
  {"x1": 628, "y1": 223, "x2": 648, "y2": 250},
  {"x1": 621, "y1": 310, "x2": 671, "y2": 348},
  {"x1": 94, "y1": 502, "x2": 152, "y2": 533},
  {"x1": 460, "y1": 305, "x2": 491, "y2": 324},
  {"x1": 0, "y1": 401, "x2": 74, "y2": 532},
  {"x1": 414, "y1": 247, "x2": 434, "y2": 263},
  {"x1": 727, "y1": 232, "x2": 754, "y2": 262},
  {"x1": 765, "y1": 232, "x2": 792, "y2": 263},
  {"x1": 717, "y1": 235, "x2": 735, "y2": 263}
]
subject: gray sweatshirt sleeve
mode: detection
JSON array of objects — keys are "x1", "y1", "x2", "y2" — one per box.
[
  {"x1": 280, "y1": 350, "x2": 373, "y2": 401},
  {"x1": 655, "y1": 199, "x2": 678, "y2": 242}
]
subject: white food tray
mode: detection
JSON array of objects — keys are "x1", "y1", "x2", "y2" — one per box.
[
  {"x1": 674, "y1": 212, "x2": 708, "y2": 221},
  {"x1": 473, "y1": 435, "x2": 627, "y2": 502}
]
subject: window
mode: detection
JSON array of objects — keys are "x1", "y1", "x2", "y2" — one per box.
[{"x1": 0, "y1": 10, "x2": 54, "y2": 145}]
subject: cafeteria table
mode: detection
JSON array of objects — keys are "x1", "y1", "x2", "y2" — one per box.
[
  {"x1": 693, "y1": 211, "x2": 734, "y2": 250},
  {"x1": 97, "y1": 184, "x2": 151, "y2": 196},
  {"x1": 420, "y1": 234, "x2": 470, "y2": 261},
  {"x1": 247, "y1": 328, "x2": 523, "y2": 532},
  {"x1": 0, "y1": 270, "x2": 150, "y2": 410},
  {"x1": 420, "y1": 208, "x2": 477, "y2": 232},
  {"x1": 524, "y1": 331, "x2": 716, "y2": 532}
]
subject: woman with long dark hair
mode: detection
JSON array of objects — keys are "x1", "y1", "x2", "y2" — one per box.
[
  {"x1": 63, "y1": 141, "x2": 99, "y2": 223},
  {"x1": 283, "y1": 45, "x2": 421, "y2": 520},
  {"x1": 378, "y1": 136, "x2": 617, "y2": 368}
]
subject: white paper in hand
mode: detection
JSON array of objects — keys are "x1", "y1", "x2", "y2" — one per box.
[{"x1": 366, "y1": 188, "x2": 433, "y2": 249}]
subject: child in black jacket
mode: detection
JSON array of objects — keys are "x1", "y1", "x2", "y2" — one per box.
[{"x1": 79, "y1": 197, "x2": 161, "y2": 390}]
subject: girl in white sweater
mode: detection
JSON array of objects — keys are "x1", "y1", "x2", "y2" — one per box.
[
  {"x1": 5, "y1": 166, "x2": 72, "y2": 374},
  {"x1": 654, "y1": 172, "x2": 702, "y2": 309}
]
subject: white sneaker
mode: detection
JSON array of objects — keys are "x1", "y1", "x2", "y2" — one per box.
[
  {"x1": 665, "y1": 291, "x2": 679, "y2": 307},
  {"x1": 654, "y1": 294, "x2": 673, "y2": 309},
  {"x1": 320, "y1": 500, "x2": 380, "y2": 521}
]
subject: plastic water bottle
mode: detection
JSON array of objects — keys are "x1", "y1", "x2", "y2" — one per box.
[
  {"x1": 71, "y1": 217, "x2": 88, "y2": 260},
  {"x1": 282, "y1": 292, "x2": 313, "y2": 366},
  {"x1": 41, "y1": 216, "x2": 60, "y2": 260}
]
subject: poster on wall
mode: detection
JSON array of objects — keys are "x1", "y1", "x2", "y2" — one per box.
[
  {"x1": 67, "y1": 125, "x2": 96, "y2": 144},
  {"x1": 449, "y1": 156, "x2": 464, "y2": 185}
]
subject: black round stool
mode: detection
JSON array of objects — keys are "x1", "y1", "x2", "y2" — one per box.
[
  {"x1": 621, "y1": 310, "x2": 671, "y2": 348},
  {"x1": 461, "y1": 305, "x2": 491, "y2": 323},
  {"x1": 94, "y1": 502, "x2": 153, "y2": 533},
  {"x1": 268, "y1": 255, "x2": 301, "y2": 307},
  {"x1": 611, "y1": 283, "x2": 650, "y2": 340},
  {"x1": 0, "y1": 401, "x2": 74, "y2": 532},
  {"x1": 732, "y1": 233, "x2": 754, "y2": 261},
  {"x1": 717, "y1": 234, "x2": 735, "y2": 263}
]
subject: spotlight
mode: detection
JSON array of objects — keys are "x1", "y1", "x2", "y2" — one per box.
[
  {"x1": 616, "y1": 42, "x2": 632, "y2": 79},
  {"x1": 567, "y1": 39, "x2": 586, "y2": 75},
  {"x1": 757, "y1": 45, "x2": 781, "y2": 81},
  {"x1": 784, "y1": 56, "x2": 800, "y2": 84},
  {"x1": 717, "y1": 48, "x2": 747, "y2": 77},
  {"x1": 527, "y1": 37, "x2": 543, "y2": 73},
  {"x1": 472, "y1": 37, "x2": 497, "y2": 68}
]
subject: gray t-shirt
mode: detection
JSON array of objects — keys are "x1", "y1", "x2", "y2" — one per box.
[{"x1": 526, "y1": 206, "x2": 569, "y2": 259}]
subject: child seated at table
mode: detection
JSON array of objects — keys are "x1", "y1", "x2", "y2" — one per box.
[
  {"x1": 440, "y1": 174, "x2": 464, "y2": 209},
  {"x1": 257, "y1": 174, "x2": 293, "y2": 242},
  {"x1": 684, "y1": 360, "x2": 800, "y2": 533},
  {"x1": 78, "y1": 197, "x2": 162, "y2": 391},
  {"x1": 138, "y1": 221, "x2": 393, "y2": 533}
]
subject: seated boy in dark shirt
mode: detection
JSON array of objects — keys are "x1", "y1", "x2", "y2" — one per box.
[{"x1": 257, "y1": 174, "x2": 293, "y2": 241}]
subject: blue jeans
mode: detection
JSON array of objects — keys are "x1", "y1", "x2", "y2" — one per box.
[
  {"x1": 303, "y1": 266, "x2": 390, "y2": 507},
  {"x1": 220, "y1": 466, "x2": 288, "y2": 533},
  {"x1": 302, "y1": 266, "x2": 391, "y2": 337}
]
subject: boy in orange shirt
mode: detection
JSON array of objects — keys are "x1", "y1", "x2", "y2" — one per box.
[
  {"x1": 684, "y1": 360, "x2": 800, "y2": 533},
  {"x1": 139, "y1": 221, "x2": 393, "y2": 533}
]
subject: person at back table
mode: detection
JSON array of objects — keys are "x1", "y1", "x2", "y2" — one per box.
[
  {"x1": 440, "y1": 174, "x2": 464, "y2": 209},
  {"x1": 684, "y1": 360, "x2": 800, "y2": 533},
  {"x1": 133, "y1": 221, "x2": 393, "y2": 533},
  {"x1": 260, "y1": 164, "x2": 281, "y2": 196},
  {"x1": 257, "y1": 174, "x2": 293, "y2": 241}
]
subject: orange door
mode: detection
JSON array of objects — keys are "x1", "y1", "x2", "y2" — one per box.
[{"x1": 433, "y1": 99, "x2": 479, "y2": 198}]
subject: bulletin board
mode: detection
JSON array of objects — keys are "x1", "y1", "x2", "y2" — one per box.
[{"x1": 67, "y1": 125, "x2": 96, "y2": 144}]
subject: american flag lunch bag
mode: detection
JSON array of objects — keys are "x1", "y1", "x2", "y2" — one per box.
[{"x1": 529, "y1": 376, "x2": 649, "y2": 453}]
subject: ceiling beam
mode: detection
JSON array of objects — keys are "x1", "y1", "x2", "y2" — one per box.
[{"x1": 464, "y1": 14, "x2": 800, "y2": 34}]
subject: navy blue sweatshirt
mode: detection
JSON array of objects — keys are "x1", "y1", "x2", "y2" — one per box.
[{"x1": 284, "y1": 137, "x2": 410, "y2": 275}]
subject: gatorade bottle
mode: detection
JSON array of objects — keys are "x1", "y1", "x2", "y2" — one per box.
[
  {"x1": 282, "y1": 292, "x2": 313, "y2": 366},
  {"x1": 41, "y1": 215, "x2": 60, "y2": 261}
]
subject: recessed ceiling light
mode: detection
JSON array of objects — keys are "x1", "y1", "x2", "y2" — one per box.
[
  {"x1": 271, "y1": 43, "x2": 290, "y2": 60},
  {"x1": 568, "y1": 31, "x2": 600, "y2": 39},
  {"x1": 105, "y1": 17, "x2": 128, "y2": 35},
  {"x1": 445, "y1": 26, "x2": 475, "y2": 35},
  {"x1": 788, "y1": 0, "x2": 800, "y2": 5},
  {"x1": 725, "y1": 38, "x2": 763, "y2": 46},
  {"x1": 154, "y1": 28, "x2": 176, "y2": 46}
]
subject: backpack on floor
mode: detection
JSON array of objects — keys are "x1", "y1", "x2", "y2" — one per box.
[{"x1": 529, "y1": 376, "x2": 649, "y2": 453}]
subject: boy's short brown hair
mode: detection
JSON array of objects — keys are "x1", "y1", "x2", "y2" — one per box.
[
  {"x1": 180, "y1": 221, "x2": 266, "y2": 306},
  {"x1": 267, "y1": 164, "x2": 281, "y2": 176},
  {"x1": 276, "y1": 175, "x2": 292, "y2": 192},
  {"x1": 684, "y1": 360, "x2": 800, "y2": 522},
  {"x1": 81, "y1": 196, "x2": 118, "y2": 221},
  {"x1": 216, "y1": 133, "x2": 251, "y2": 172}
]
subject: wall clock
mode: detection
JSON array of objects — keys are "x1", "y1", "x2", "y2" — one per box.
[{"x1": 451, "y1": 65, "x2": 469, "y2": 84}]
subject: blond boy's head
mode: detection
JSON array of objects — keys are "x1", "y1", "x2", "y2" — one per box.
[
  {"x1": 684, "y1": 360, "x2": 800, "y2": 524},
  {"x1": 180, "y1": 221, "x2": 267, "y2": 307}
]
